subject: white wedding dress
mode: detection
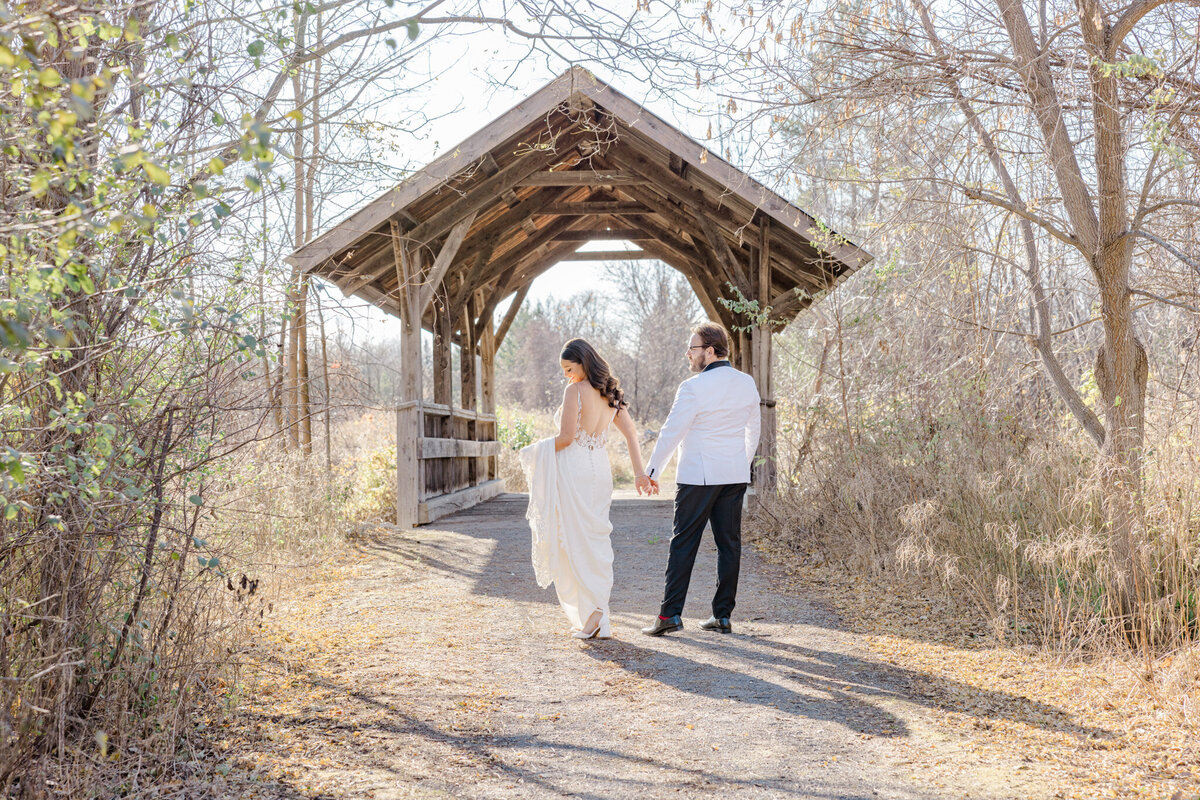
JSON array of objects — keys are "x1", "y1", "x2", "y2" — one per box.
[{"x1": 519, "y1": 395, "x2": 618, "y2": 637}]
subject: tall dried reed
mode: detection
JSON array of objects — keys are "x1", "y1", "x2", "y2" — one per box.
[{"x1": 755, "y1": 367, "x2": 1200, "y2": 653}]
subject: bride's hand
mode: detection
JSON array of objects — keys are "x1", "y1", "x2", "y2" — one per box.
[{"x1": 635, "y1": 474, "x2": 652, "y2": 496}]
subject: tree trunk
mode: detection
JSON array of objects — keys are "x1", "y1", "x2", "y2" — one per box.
[
  {"x1": 996, "y1": 0, "x2": 1150, "y2": 632},
  {"x1": 260, "y1": 202, "x2": 280, "y2": 433},
  {"x1": 1078, "y1": 0, "x2": 1149, "y2": 630},
  {"x1": 285, "y1": 276, "x2": 300, "y2": 450},
  {"x1": 275, "y1": 311, "x2": 288, "y2": 437},
  {"x1": 298, "y1": 276, "x2": 312, "y2": 454},
  {"x1": 1095, "y1": 294, "x2": 1149, "y2": 629},
  {"x1": 291, "y1": 7, "x2": 313, "y2": 456},
  {"x1": 315, "y1": 285, "x2": 332, "y2": 474}
]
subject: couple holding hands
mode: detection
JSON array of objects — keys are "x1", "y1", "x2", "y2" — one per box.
[{"x1": 520, "y1": 321, "x2": 761, "y2": 640}]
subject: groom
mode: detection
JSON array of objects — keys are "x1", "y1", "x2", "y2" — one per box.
[{"x1": 640, "y1": 321, "x2": 761, "y2": 636}]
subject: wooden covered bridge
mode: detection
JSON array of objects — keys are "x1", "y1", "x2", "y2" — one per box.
[{"x1": 287, "y1": 67, "x2": 871, "y2": 527}]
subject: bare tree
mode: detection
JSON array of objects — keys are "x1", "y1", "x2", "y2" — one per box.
[
  {"x1": 496, "y1": 292, "x2": 615, "y2": 410},
  {"x1": 603, "y1": 261, "x2": 700, "y2": 426},
  {"x1": 696, "y1": 0, "x2": 1200, "y2": 633}
]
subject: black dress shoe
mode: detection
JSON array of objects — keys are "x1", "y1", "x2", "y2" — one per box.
[
  {"x1": 641, "y1": 615, "x2": 683, "y2": 636},
  {"x1": 700, "y1": 616, "x2": 732, "y2": 633}
]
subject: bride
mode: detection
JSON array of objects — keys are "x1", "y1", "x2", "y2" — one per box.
[{"x1": 520, "y1": 338, "x2": 651, "y2": 639}]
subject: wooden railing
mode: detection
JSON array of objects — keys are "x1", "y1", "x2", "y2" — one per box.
[{"x1": 397, "y1": 400, "x2": 504, "y2": 526}]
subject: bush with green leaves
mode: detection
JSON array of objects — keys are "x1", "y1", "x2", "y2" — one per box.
[
  {"x1": 0, "y1": 2, "x2": 283, "y2": 784},
  {"x1": 498, "y1": 415, "x2": 536, "y2": 451}
]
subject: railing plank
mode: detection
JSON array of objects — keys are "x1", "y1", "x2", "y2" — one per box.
[
  {"x1": 420, "y1": 438, "x2": 503, "y2": 459},
  {"x1": 418, "y1": 479, "x2": 505, "y2": 525}
]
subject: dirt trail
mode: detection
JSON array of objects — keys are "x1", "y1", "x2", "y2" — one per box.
[{"x1": 229, "y1": 492, "x2": 1081, "y2": 799}]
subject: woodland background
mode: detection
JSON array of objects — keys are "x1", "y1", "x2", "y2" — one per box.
[{"x1": 1, "y1": 0, "x2": 1197, "y2": 794}]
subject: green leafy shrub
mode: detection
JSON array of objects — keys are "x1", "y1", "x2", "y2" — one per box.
[{"x1": 499, "y1": 416, "x2": 536, "y2": 450}]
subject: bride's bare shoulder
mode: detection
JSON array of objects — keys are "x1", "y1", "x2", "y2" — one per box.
[{"x1": 581, "y1": 383, "x2": 606, "y2": 404}]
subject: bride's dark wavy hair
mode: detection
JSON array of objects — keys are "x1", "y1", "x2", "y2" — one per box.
[{"x1": 560, "y1": 338, "x2": 626, "y2": 410}]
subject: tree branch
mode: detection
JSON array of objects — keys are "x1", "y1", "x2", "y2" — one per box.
[
  {"x1": 1136, "y1": 198, "x2": 1200, "y2": 220},
  {"x1": 1132, "y1": 230, "x2": 1200, "y2": 276},
  {"x1": 961, "y1": 186, "x2": 1080, "y2": 249},
  {"x1": 1109, "y1": 0, "x2": 1185, "y2": 55},
  {"x1": 1130, "y1": 288, "x2": 1200, "y2": 314},
  {"x1": 914, "y1": 0, "x2": 1104, "y2": 447},
  {"x1": 995, "y1": 0, "x2": 1100, "y2": 253}
]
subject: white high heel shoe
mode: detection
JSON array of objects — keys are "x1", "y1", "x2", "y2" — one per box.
[{"x1": 572, "y1": 611, "x2": 611, "y2": 639}]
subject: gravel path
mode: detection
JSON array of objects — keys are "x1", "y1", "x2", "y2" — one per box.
[{"x1": 234, "y1": 492, "x2": 1057, "y2": 799}]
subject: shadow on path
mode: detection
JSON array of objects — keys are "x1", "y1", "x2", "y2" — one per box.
[
  {"x1": 580, "y1": 637, "x2": 910, "y2": 737},
  {"x1": 237, "y1": 663, "x2": 872, "y2": 799},
  {"x1": 363, "y1": 494, "x2": 1113, "y2": 747}
]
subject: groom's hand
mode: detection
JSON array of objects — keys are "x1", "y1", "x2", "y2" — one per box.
[
  {"x1": 648, "y1": 478, "x2": 660, "y2": 495},
  {"x1": 635, "y1": 474, "x2": 652, "y2": 496}
]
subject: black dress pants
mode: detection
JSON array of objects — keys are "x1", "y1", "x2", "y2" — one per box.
[{"x1": 658, "y1": 482, "x2": 747, "y2": 619}]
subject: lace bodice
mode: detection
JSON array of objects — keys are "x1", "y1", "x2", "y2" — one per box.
[
  {"x1": 556, "y1": 392, "x2": 617, "y2": 451},
  {"x1": 573, "y1": 407, "x2": 609, "y2": 450}
]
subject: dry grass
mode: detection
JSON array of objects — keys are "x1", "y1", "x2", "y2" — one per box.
[{"x1": 757, "y1": 398, "x2": 1200, "y2": 655}]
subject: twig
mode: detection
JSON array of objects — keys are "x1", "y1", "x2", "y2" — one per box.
[{"x1": 1129, "y1": 288, "x2": 1200, "y2": 314}]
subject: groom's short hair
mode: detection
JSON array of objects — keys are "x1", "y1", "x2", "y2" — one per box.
[{"x1": 692, "y1": 321, "x2": 730, "y2": 358}]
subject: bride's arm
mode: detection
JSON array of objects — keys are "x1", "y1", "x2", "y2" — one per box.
[
  {"x1": 613, "y1": 406, "x2": 647, "y2": 477},
  {"x1": 553, "y1": 383, "x2": 580, "y2": 451}
]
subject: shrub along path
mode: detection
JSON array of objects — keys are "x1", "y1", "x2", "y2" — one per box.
[{"x1": 220, "y1": 492, "x2": 1104, "y2": 799}]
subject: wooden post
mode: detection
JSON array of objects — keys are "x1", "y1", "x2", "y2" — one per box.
[
  {"x1": 459, "y1": 297, "x2": 478, "y2": 488},
  {"x1": 737, "y1": 329, "x2": 751, "y2": 375},
  {"x1": 466, "y1": 290, "x2": 484, "y2": 485},
  {"x1": 395, "y1": 399, "x2": 420, "y2": 528},
  {"x1": 431, "y1": 284, "x2": 453, "y2": 498},
  {"x1": 460, "y1": 300, "x2": 477, "y2": 412},
  {"x1": 393, "y1": 223, "x2": 422, "y2": 528},
  {"x1": 433, "y1": 285, "x2": 453, "y2": 407},
  {"x1": 756, "y1": 217, "x2": 777, "y2": 491},
  {"x1": 479, "y1": 294, "x2": 497, "y2": 417},
  {"x1": 477, "y1": 288, "x2": 497, "y2": 481}
]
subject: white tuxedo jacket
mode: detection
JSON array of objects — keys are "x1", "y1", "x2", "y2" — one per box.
[{"x1": 646, "y1": 362, "x2": 761, "y2": 486}]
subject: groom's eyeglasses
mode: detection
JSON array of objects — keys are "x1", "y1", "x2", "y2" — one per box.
[{"x1": 686, "y1": 345, "x2": 706, "y2": 352}]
